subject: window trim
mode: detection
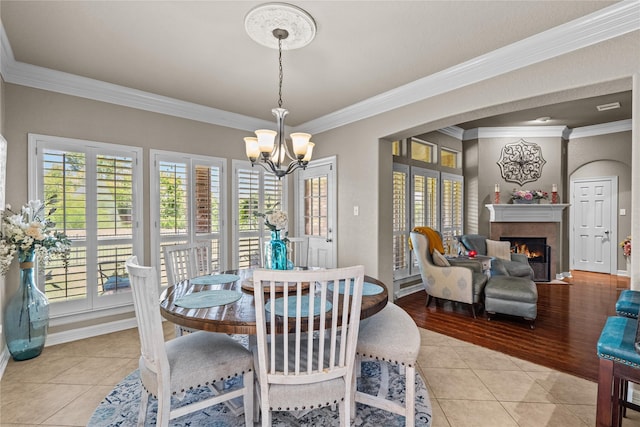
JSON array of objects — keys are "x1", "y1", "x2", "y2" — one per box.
[
  {"x1": 28, "y1": 133, "x2": 144, "y2": 321},
  {"x1": 149, "y1": 149, "x2": 227, "y2": 279},
  {"x1": 231, "y1": 159, "x2": 288, "y2": 269}
]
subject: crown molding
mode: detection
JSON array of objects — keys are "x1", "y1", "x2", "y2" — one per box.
[
  {"x1": 438, "y1": 126, "x2": 465, "y2": 140},
  {"x1": 463, "y1": 126, "x2": 568, "y2": 140},
  {"x1": 296, "y1": 0, "x2": 639, "y2": 134},
  {"x1": 568, "y1": 119, "x2": 632, "y2": 139},
  {"x1": 0, "y1": 24, "x2": 271, "y2": 133},
  {"x1": 1, "y1": 0, "x2": 638, "y2": 135}
]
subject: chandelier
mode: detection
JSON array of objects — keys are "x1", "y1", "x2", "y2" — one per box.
[{"x1": 243, "y1": 3, "x2": 316, "y2": 179}]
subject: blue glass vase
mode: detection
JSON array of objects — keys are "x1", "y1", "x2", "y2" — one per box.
[
  {"x1": 4, "y1": 248, "x2": 50, "y2": 361},
  {"x1": 267, "y1": 230, "x2": 288, "y2": 270}
]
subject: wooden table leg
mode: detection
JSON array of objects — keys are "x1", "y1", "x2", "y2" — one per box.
[{"x1": 597, "y1": 358, "x2": 614, "y2": 427}]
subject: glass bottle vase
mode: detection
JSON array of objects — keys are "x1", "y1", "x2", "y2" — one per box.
[
  {"x1": 4, "y1": 248, "x2": 50, "y2": 361},
  {"x1": 267, "y1": 230, "x2": 288, "y2": 270}
]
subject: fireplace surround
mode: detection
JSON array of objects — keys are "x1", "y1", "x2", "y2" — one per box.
[{"x1": 486, "y1": 204, "x2": 570, "y2": 280}]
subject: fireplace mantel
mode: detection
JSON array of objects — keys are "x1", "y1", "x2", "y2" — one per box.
[{"x1": 486, "y1": 204, "x2": 569, "y2": 222}]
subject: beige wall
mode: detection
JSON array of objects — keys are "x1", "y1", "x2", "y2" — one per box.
[
  {"x1": 569, "y1": 131, "x2": 633, "y2": 271},
  {"x1": 1, "y1": 29, "x2": 639, "y2": 332},
  {"x1": 312, "y1": 30, "x2": 638, "y2": 289}
]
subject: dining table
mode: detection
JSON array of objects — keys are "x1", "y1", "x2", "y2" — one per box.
[{"x1": 159, "y1": 268, "x2": 389, "y2": 335}]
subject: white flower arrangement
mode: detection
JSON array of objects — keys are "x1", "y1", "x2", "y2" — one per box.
[
  {"x1": 265, "y1": 210, "x2": 288, "y2": 231},
  {"x1": 0, "y1": 196, "x2": 72, "y2": 276},
  {"x1": 255, "y1": 207, "x2": 288, "y2": 232}
]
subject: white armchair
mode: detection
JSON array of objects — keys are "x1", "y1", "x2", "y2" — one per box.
[{"x1": 410, "y1": 231, "x2": 488, "y2": 318}]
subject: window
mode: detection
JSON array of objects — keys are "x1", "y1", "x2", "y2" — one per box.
[
  {"x1": 29, "y1": 134, "x2": 143, "y2": 318},
  {"x1": 391, "y1": 140, "x2": 402, "y2": 156},
  {"x1": 392, "y1": 164, "x2": 409, "y2": 279},
  {"x1": 441, "y1": 148, "x2": 461, "y2": 168},
  {"x1": 411, "y1": 138, "x2": 436, "y2": 163},
  {"x1": 392, "y1": 138, "x2": 464, "y2": 282},
  {"x1": 232, "y1": 161, "x2": 287, "y2": 269},
  {"x1": 441, "y1": 173, "x2": 464, "y2": 251},
  {"x1": 150, "y1": 151, "x2": 225, "y2": 286}
]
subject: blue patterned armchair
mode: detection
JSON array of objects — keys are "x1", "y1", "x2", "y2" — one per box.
[{"x1": 410, "y1": 231, "x2": 488, "y2": 318}]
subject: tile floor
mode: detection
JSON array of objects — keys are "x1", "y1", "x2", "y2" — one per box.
[{"x1": 1, "y1": 324, "x2": 640, "y2": 426}]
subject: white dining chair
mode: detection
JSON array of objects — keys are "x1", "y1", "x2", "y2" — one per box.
[
  {"x1": 125, "y1": 256, "x2": 254, "y2": 427},
  {"x1": 287, "y1": 236, "x2": 308, "y2": 267},
  {"x1": 351, "y1": 302, "x2": 421, "y2": 426},
  {"x1": 252, "y1": 265, "x2": 365, "y2": 426},
  {"x1": 163, "y1": 242, "x2": 212, "y2": 336}
]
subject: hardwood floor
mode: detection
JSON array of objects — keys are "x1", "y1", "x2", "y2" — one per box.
[{"x1": 396, "y1": 270, "x2": 631, "y2": 382}]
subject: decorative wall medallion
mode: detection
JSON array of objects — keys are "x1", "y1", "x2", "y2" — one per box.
[{"x1": 497, "y1": 139, "x2": 546, "y2": 186}]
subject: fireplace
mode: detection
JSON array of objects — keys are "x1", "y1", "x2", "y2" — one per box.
[{"x1": 499, "y1": 236, "x2": 551, "y2": 282}]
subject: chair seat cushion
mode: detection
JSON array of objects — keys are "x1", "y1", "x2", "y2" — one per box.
[
  {"x1": 140, "y1": 331, "x2": 253, "y2": 395},
  {"x1": 268, "y1": 378, "x2": 346, "y2": 411},
  {"x1": 485, "y1": 276, "x2": 537, "y2": 303},
  {"x1": 597, "y1": 316, "x2": 640, "y2": 368},
  {"x1": 616, "y1": 290, "x2": 640, "y2": 319},
  {"x1": 103, "y1": 276, "x2": 130, "y2": 291},
  {"x1": 357, "y1": 303, "x2": 420, "y2": 365}
]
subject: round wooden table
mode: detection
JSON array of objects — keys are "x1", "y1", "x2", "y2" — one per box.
[{"x1": 159, "y1": 268, "x2": 389, "y2": 335}]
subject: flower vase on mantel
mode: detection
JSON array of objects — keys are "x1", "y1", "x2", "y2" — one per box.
[
  {"x1": 265, "y1": 230, "x2": 288, "y2": 270},
  {"x1": 3, "y1": 248, "x2": 50, "y2": 361}
]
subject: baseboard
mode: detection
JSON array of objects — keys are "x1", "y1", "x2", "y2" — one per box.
[
  {"x1": 395, "y1": 283, "x2": 423, "y2": 299},
  {"x1": 0, "y1": 345, "x2": 10, "y2": 379},
  {"x1": 45, "y1": 317, "x2": 138, "y2": 347},
  {"x1": 617, "y1": 269, "x2": 630, "y2": 277}
]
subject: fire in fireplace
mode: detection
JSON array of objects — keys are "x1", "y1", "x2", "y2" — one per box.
[{"x1": 499, "y1": 237, "x2": 551, "y2": 282}]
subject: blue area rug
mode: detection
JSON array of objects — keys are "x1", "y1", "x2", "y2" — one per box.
[{"x1": 88, "y1": 361, "x2": 432, "y2": 426}]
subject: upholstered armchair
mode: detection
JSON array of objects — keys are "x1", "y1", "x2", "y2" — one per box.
[
  {"x1": 459, "y1": 234, "x2": 534, "y2": 279},
  {"x1": 410, "y1": 231, "x2": 488, "y2": 318}
]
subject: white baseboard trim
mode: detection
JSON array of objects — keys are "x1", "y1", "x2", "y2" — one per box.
[
  {"x1": 395, "y1": 283, "x2": 423, "y2": 300},
  {"x1": 556, "y1": 272, "x2": 572, "y2": 280},
  {"x1": 0, "y1": 346, "x2": 10, "y2": 379},
  {"x1": 618, "y1": 269, "x2": 630, "y2": 277},
  {"x1": 45, "y1": 317, "x2": 138, "y2": 347}
]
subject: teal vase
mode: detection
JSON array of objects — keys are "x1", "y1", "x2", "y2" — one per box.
[
  {"x1": 268, "y1": 230, "x2": 288, "y2": 270},
  {"x1": 4, "y1": 248, "x2": 50, "y2": 361}
]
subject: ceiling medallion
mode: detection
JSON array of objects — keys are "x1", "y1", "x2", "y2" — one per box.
[
  {"x1": 244, "y1": 3, "x2": 316, "y2": 50},
  {"x1": 497, "y1": 139, "x2": 546, "y2": 186}
]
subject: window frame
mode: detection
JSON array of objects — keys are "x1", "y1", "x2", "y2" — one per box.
[
  {"x1": 149, "y1": 149, "x2": 227, "y2": 285},
  {"x1": 231, "y1": 160, "x2": 288, "y2": 269},
  {"x1": 28, "y1": 133, "x2": 143, "y2": 321}
]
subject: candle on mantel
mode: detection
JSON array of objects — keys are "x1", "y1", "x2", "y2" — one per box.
[
  {"x1": 552, "y1": 184, "x2": 558, "y2": 192},
  {"x1": 495, "y1": 184, "x2": 500, "y2": 192}
]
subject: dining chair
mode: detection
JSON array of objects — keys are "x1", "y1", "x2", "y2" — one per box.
[
  {"x1": 125, "y1": 256, "x2": 254, "y2": 427},
  {"x1": 163, "y1": 241, "x2": 212, "y2": 284},
  {"x1": 287, "y1": 236, "x2": 308, "y2": 267},
  {"x1": 351, "y1": 302, "x2": 421, "y2": 425},
  {"x1": 163, "y1": 242, "x2": 212, "y2": 336},
  {"x1": 252, "y1": 265, "x2": 365, "y2": 426},
  {"x1": 97, "y1": 260, "x2": 130, "y2": 294}
]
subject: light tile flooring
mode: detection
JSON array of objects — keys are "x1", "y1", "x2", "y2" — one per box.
[{"x1": 1, "y1": 324, "x2": 640, "y2": 426}]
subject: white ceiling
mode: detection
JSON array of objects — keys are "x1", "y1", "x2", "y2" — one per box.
[{"x1": 0, "y1": 1, "x2": 634, "y2": 132}]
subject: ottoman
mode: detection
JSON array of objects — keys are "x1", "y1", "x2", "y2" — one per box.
[{"x1": 484, "y1": 276, "x2": 538, "y2": 328}]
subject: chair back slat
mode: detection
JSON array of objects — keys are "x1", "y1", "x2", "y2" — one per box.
[
  {"x1": 163, "y1": 242, "x2": 213, "y2": 285},
  {"x1": 125, "y1": 256, "x2": 169, "y2": 378},
  {"x1": 253, "y1": 266, "x2": 364, "y2": 388}
]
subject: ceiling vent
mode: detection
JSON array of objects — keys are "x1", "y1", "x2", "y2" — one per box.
[{"x1": 596, "y1": 102, "x2": 621, "y2": 111}]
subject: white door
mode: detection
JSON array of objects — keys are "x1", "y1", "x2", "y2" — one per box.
[
  {"x1": 296, "y1": 157, "x2": 337, "y2": 268},
  {"x1": 571, "y1": 177, "x2": 617, "y2": 274}
]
